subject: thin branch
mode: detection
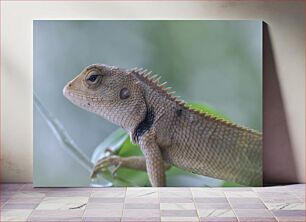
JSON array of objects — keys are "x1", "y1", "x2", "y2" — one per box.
[{"x1": 33, "y1": 93, "x2": 94, "y2": 173}]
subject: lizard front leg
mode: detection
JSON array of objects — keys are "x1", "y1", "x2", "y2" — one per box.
[
  {"x1": 92, "y1": 156, "x2": 146, "y2": 178},
  {"x1": 92, "y1": 155, "x2": 171, "y2": 178},
  {"x1": 140, "y1": 131, "x2": 166, "y2": 187}
]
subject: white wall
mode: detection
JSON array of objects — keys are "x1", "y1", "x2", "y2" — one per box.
[{"x1": 1, "y1": 1, "x2": 304, "y2": 184}]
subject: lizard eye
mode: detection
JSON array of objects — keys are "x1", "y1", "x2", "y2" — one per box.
[
  {"x1": 87, "y1": 74, "x2": 98, "y2": 82},
  {"x1": 120, "y1": 88, "x2": 130, "y2": 100},
  {"x1": 85, "y1": 70, "x2": 102, "y2": 87}
]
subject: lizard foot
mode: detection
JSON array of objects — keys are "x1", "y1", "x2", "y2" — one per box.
[
  {"x1": 104, "y1": 147, "x2": 116, "y2": 155},
  {"x1": 91, "y1": 155, "x2": 123, "y2": 178}
]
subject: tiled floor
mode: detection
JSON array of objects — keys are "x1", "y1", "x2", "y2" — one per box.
[{"x1": 0, "y1": 184, "x2": 304, "y2": 222}]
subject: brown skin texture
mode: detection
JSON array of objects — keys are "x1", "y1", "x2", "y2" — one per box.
[{"x1": 63, "y1": 64, "x2": 262, "y2": 187}]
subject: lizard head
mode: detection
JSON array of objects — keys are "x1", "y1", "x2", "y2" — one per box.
[{"x1": 63, "y1": 64, "x2": 148, "y2": 134}]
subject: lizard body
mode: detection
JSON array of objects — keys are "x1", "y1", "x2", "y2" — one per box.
[{"x1": 63, "y1": 64, "x2": 262, "y2": 187}]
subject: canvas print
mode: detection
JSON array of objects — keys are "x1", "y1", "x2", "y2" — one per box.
[{"x1": 34, "y1": 20, "x2": 262, "y2": 187}]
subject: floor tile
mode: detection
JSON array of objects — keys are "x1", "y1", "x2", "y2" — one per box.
[
  {"x1": 162, "y1": 216, "x2": 199, "y2": 222},
  {"x1": 196, "y1": 202, "x2": 231, "y2": 209},
  {"x1": 160, "y1": 203, "x2": 196, "y2": 210},
  {"x1": 286, "y1": 184, "x2": 305, "y2": 191},
  {"x1": 91, "y1": 189, "x2": 125, "y2": 197},
  {"x1": 159, "y1": 188, "x2": 192, "y2": 197},
  {"x1": 271, "y1": 209, "x2": 305, "y2": 217},
  {"x1": 83, "y1": 209, "x2": 122, "y2": 217},
  {"x1": 0, "y1": 209, "x2": 32, "y2": 221},
  {"x1": 29, "y1": 209, "x2": 84, "y2": 217},
  {"x1": 194, "y1": 197, "x2": 228, "y2": 203},
  {"x1": 257, "y1": 192, "x2": 300, "y2": 203},
  {"x1": 200, "y1": 217, "x2": 238, "y2": 222},
  {"x1": 1, "y1": 184, "x2": 24, "y2": 191},
  {"x1": 125, "y1": 203, "x2": 160, "y2": 209},
  {"x1": 11, "y1": 191, "x2": 45, "y2": 199},
  {"x1": 122, "y1": 209, "x2": 160, "y2": 217},
  {"x1": 161, "y1": 209, "x2": 198, "y2": 217},
  {"x1": 7, "y1": 197, "x2": 44, "y2": 204},
  {"x1": 45, "y1": 191, "x2": 91, "y2": 197},
  {"x1": 261, "y1": 198, "x2": 302, "y2": 204},
  {"x1": 86, "y1": 202, "x2": 123, "y2": 209},
  {"x1": 225, "y1": 191, "x2": 258, "y2": 198},
  {"x1": 83, "y1": 217, "x2": 121, "y2": 222},
  {"x1": 198, "y1": 209, "x2": 235, "y2": 217},
  {"x1": 220, "y1": 188, "x2": 252, "y2": 192},
  {"x1": 234, "y1": 209, "x2": 274, "y2": 218},
  {"x1": 292, "y1": 191, "x2": 305, "y2": 199},
  {"x1": 160, "y1": 197, "x2": 194, "y2": 203},
  {"x1": 89, "y1": 197, "x2": 125, "y2": 203},
  {"x1": 0, "y1": 183, "x2": 305, "y2": 222},
  {"x1": 237, "y1": 218, "x2": 277, "y2": 222},
  {"x1": 27, "y1": 216, "x2": 83, "y2": 221},
  {"x1": 36, "y1": 196, "x2": 88, "y2": 210},
  {"x1": 159, "y1": 191, "x2": 193, "y2": 198},
  {"x1": 125, "y1": 197, "x2": 159, "y2": 203},
  {"x1": 126, "y1": 188, "x2": 158, "y2": 198},
  {"x1": 95, "y1": 187, "x2": 126, "y2": 192},
  {"x1": 253, "y1": 186, "x2": 290, "y2": 193},
  {"x1": 191, "y1": 188, "x2": 225, "y2": 197},
  {"x1": 265, "y1": 202, "x2": 305, "y2": 210},
  {"x1": 159, "y1": 187, "x2": 191, "y2": 192},
  {"x1": 123, "y1": 217, "x2": 161, "y2": 221},
  {"x1": 1, "y1": 191, "x2": 15, "y2": 199},
  {"x1": 230, "y1": 202, "x2": 266, "y2": 209},
  {"x1": 1, "y1": 196, "x2": 10, "y2": 205},
  {"x1": 20, "y1": 184, "x2": 42, "y2": 191},
  {"x1": 2, "y1": 203, "x2": 39, "y2": 209},
  {"x1": 228, "y1": 197, "x2": 263, "y2": 204},
  {"x1": 276, "y1": 218, "x2": 306, "y2": 222}
]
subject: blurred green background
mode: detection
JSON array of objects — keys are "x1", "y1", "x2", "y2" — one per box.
[{"x1": 33, "y1": 20, "x2": 262, "y2": 187}]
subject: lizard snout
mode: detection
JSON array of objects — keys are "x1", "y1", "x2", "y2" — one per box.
[{"x1": 63, "y1": 82, "x2": 72, "y2": 98}]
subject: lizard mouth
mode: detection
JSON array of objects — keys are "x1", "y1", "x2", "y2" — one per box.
[
  {"x1": 63, "y1": 83, "x2": 99, "y2": 101},
  {"x1": 62, "y1": 84, "x2": 102, "y2": 113},
  {"x1": 62, "y1": 84, "x2": 70, "y2": 99},
  {"x1": 64, "y1": 89, "x2": 102, "y2": 104}
]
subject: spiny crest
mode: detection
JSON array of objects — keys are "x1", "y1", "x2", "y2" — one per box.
[
  {"x1": 129, "y1": 67, "x2": 262, "y2": 136},
  {"x1": 129, "y1": 67, "x2": 181, "y2": 102}
]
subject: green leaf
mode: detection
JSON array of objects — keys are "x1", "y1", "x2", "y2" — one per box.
[
  {"x1": 91, "y1": 128, "x2": 129, "y2": 164},
  {"x1": 118, "y1": 139, "x2": 143, "y2": 157},
  {"x1": 116, "y1": 168, "x2": 149, "y2": 187},
  {"x1": 221, "y1": 181, "x2": 243, "y2": 187},
  {"x1": 91, "y1": 131, "x2": 150, "y2": 187},
  {"x1": 188, "y1": 102, "x2": 231, "y2": 122},
  {"x1": 116, "y1": 139, "x2": 150, "y2": 186}
]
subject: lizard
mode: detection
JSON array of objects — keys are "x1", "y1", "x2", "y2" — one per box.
[{"x1": 63, "y1": 64, "x2": 262, "y2": 187}]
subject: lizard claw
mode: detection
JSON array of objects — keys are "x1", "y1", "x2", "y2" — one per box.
[
  {"x1": 91, "y1": 155, "x2": 122, "y2": 178},
  {"x1": 104, "y1": 147, "x2": 116, "y2": 155},
  {"x1": 110, "y1": 164, "x2": 121, "y2": 176}
]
